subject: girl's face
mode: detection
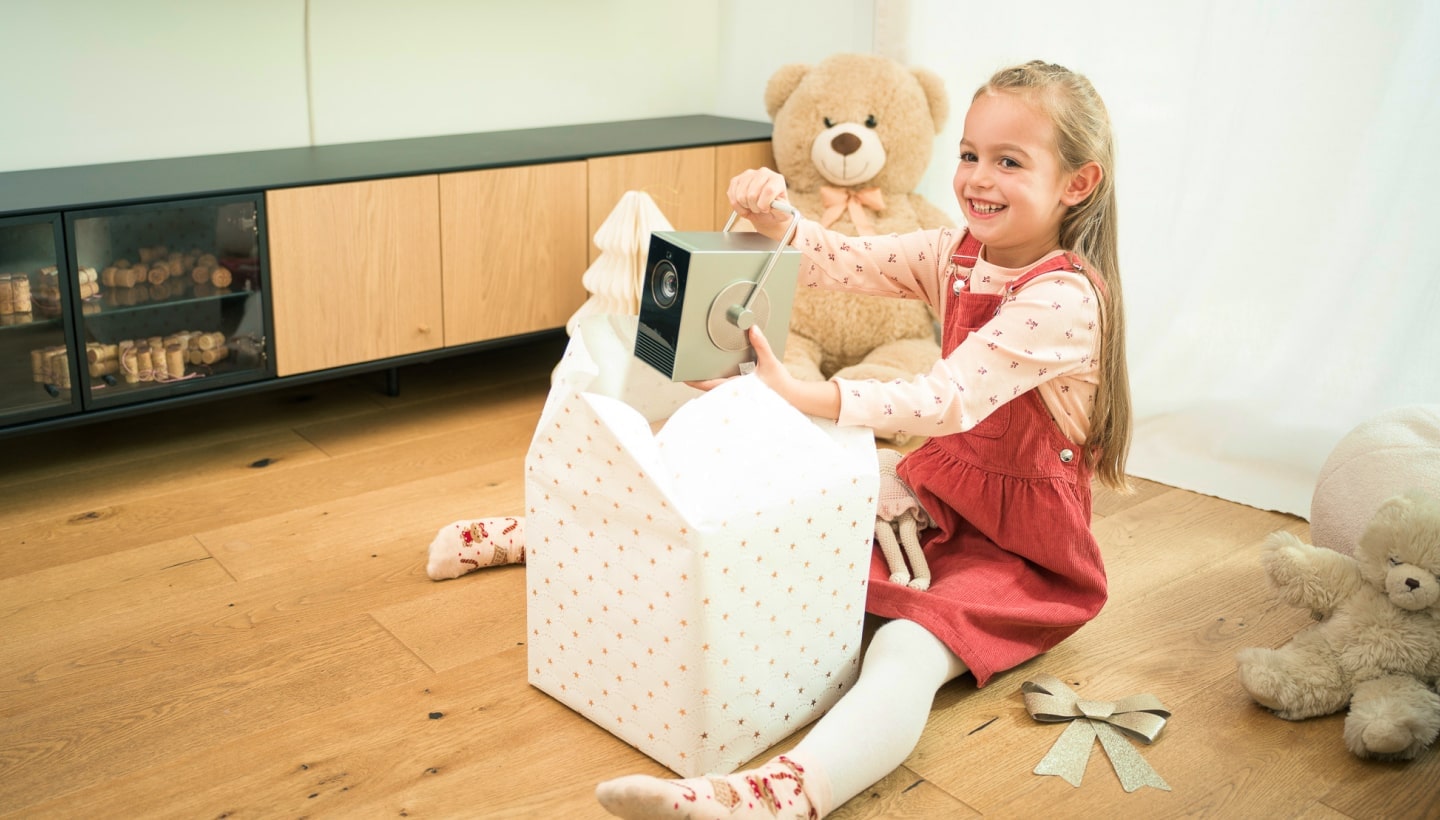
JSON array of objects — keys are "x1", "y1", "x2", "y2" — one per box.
[{"x1": 952, "y1": 90, "x2": 1097, "y2": 268}]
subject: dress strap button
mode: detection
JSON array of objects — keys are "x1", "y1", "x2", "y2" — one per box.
[{"x1": 1059, "y1": 448, "x2": 1074, "y2": 463}]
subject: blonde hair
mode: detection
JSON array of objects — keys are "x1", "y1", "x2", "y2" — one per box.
[{"x1": 979, "y1": 61, "x2": 1132, "y2": 490}]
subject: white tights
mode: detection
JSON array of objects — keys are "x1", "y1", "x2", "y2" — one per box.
[
  {"x1": 792, "y1": 618, "x2": 968, "y2": 812},
  {"x1": 593, "y1": 618, "x2": 967, "y2": 819}
]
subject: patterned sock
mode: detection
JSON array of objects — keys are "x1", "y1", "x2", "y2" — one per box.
[
  {"x1": 595, "y1": 754, "x2": 824, "y2": 820},
  {"x1": 425, "y1": 516, "x2": 525, "y2": 580}
]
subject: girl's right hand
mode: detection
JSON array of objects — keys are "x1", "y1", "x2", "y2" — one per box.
[{"x1": 727, "y1": 168, "x2": 793, "y2": 241}]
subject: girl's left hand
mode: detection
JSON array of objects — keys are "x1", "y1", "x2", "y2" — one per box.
[
  {"x1": 686, "y1": 325, "x2": 789, "y2": 393},
  {"x1": 688, "y1": 326, "x2": 841, "y2": 421}
]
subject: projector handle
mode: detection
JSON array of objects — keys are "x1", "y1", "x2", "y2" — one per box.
[
  {"x1": 722, "y1": 200, "x2": 801, "y2": 330},
  {"x1": 721, "y1": 198, "x2": 798, "y2": 232}
]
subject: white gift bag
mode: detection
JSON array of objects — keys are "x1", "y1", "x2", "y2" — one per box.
[{"x1": 525, "y1": 314, "x2": 879, "y2": 776}]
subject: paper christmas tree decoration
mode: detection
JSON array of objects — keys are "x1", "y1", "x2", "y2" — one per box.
[{"x1": 566, "y1": 191, "x2": 673, "y2": 336}]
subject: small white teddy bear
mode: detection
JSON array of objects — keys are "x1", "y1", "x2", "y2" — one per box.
[
  {"x1": 874, "y1": 448, "x2": 932, "y2": 590},
  {"x1": 1236, "y1": 489, "x2": 1440, "y2": 760}
]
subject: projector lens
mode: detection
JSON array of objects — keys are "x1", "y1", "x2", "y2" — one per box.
[{"x1": 652, "y1": 260, "x2": 679, "y2": 308}]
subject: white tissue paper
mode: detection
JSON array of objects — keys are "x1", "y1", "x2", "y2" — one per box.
[{"x1": 525, "y1": 313, "x2": 879, "y2": 776}]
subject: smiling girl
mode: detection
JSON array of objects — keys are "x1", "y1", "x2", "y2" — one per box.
[{"x1": 597, "y1": 59, "x2": 1131, "y2": 820}]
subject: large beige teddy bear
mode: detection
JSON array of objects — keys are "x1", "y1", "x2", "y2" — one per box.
[
  {"x1": 764, "y1": 53, "x2": 954, "y2": 412},
  {"x1": 1235, "y1": 490, "x2": 1440, "y2": 760}
]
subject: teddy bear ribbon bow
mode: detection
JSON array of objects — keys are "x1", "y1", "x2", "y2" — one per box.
[
  {"x1": 1020, "y1": 674, "x2": 1172, "y2": 793},
  {"x1": 819, "y1": 186, "x2": 885, "y2": 235}
]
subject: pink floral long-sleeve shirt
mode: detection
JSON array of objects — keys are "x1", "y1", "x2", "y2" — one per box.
[{"x1": 792, "y1": 222, "x2": 1101, "y2": 445}]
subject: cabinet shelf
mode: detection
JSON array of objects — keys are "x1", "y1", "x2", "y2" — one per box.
[
  {"x1": 0, "y1": 116, "x2": 772, "y2": 438},
  {"x1": 0, "y1": 315, "x2": 60, "y2": 333},
  {"x1": 84, "y1": 286, "x2": 254, "y2": 321}
]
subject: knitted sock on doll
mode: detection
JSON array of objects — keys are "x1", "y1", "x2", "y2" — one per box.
[
  {"x1": 595, "y1": 753, "x2": 828, "y2": 820},
  {"x1": 425, "y1": 516, "x2": 525, "y2": 580}
]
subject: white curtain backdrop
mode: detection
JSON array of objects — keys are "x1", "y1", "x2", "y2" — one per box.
[{"x1": 902, "y1": 0, "x2": 1440, "y2": 517}]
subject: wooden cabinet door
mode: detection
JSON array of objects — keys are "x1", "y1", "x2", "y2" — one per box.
[
  {"x1": 439, "y1": 162, "x2": 588, "y2": 345},
  {"x1": 713, "y1": 140, "x2": 775, "y2": 228},
  {"x1": 266, "y1": 176, "x2": 444, "y2": 377},
  {"x1": 586, "y1": 147, "x2": 715, "y2": 262}
]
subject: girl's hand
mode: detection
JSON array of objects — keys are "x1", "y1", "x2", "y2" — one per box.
[
  {"x1": 727, "y1": 168, "x2": 793, "y2": 241},
  {"x1": 687, "y1": 325, "x2": 841, "y2": 422}
]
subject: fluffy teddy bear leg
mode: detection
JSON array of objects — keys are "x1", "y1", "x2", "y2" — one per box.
[
  {"x1": 1344, "y1": 675, "x2": 1440, "y2": 760},
  {"x1": 1235, "y1": 629, "x2": 1351, "y2": 720},
  {"x1": 781, "y1": 334, "x2": 826, "y2": 382},
  {"x1": 426, "y1": 516, "x2": 525, "y2": 580},
  {"x1": 831, "y1": 338, "x2": 942, "y2": 386}
]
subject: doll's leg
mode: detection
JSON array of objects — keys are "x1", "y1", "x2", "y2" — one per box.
[
  {"x1": 897, "y1": 515, "x2": 931, "y2": 591},
  {"x1": 1344, "y1": 675, "x2": 1440, "y2": 760},
  {"x1": 425, "y1": 516, "x2": 525, "y2": 580},
  {"x1": 596, "y1": 619, "x2": 966, "y2": 819},
  {"x1": 1235, "y1": 628, "x2": 1350, "y2": 719},
  {"x1": 874, "y1": 520, "x2": 913, "y2": 586}
]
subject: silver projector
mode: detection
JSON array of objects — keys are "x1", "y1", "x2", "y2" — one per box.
[{"x1": 634, "y1": 229, "x2": 801, "y2": 382}]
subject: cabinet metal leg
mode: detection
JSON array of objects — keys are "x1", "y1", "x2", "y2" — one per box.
[{"x1": 385, "y1": 367, "x2": 400, "y2": 397}]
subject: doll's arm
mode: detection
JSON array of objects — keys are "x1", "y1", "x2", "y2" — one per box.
[{"x1": 1261, "y1": 530, "x2": 1364, "y2": 616}]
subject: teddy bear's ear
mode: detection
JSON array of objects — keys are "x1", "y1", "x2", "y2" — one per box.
[
  {"x1": 909, "y1": 66, "x2": 950, "y2": 133},
  {"x1": 765, "y1": 63, "x2": 812, "y2": 120}
]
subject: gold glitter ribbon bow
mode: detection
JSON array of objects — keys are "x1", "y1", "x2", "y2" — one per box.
[
  {"x1": 1021, "y1": 674, "x2": 1172, "y2": 793},
  {"x1": 818, "y1": 185, "x2": 885, "y2": 235}
]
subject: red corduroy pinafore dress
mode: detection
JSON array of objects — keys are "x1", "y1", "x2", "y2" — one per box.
[{"x1": 865, "y1": 231, "x2": 1108, "y2": 687}]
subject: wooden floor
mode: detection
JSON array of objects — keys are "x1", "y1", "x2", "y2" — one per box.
[{"x1": 2, "y1": 334, "x2": 1437, "y2": 820}]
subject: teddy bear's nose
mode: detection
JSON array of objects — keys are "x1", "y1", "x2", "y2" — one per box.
[
  {"x1": 1406, "y1": 577, "x2": 1421, "y2": 590},
  {"x1": 831, "y1": 132, "x2": 862, "y2": 156}
]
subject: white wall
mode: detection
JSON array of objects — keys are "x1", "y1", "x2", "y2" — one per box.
[
  {"x1": 0, "y1": 0, "x2": 873, "y2": 173},
  {"x1": 0, "y1": 0, "x2": 311, "y2": 171},
  {"x1": 905, "y1": 0, "x2": 1440, "y2": 516},
  {"x1": 712, "y1": 0, "x2": 876, "y2": 121}
]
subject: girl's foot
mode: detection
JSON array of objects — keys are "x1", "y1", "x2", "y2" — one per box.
[
  {"x1": 595, "y1": 755, "x2": 820, "y2": 820},
  {"x1": 425, "y1": 517, "x2": 525, "y2": 580}
]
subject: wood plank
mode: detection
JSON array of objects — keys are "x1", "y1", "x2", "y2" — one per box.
[
  {"x1": 0, "y1": 407, "x2": 539, "y2": 579},
  {"x1": 0, "y1": 535, "x2": 232, "y2": 641},
  {"x1": 828, "y1": 766, "x2": 981, "y2": 819},
  {"x1": 0, "y1": 613, "x2": 430, "y2": 810},
  {"x1": 0, "y1": 429, "x2": 327, "y2": 526},
  {"x1": 370, "y1": 564, "x2": 528, "y2": 673},
  {"x1": 290, "y1": 373, "x2": 547, "y2": 458},
  {"x1": 1091, "y1": 474, "x2": 1171, "y2": 519},
  {"x1": 1093, "y1": 487, "x2": 1299, "y2": 607},
  {"x1": 6, "y1": 347, "x2": 1439, "y2": 820},
  {"x1": 266, "y1": 177, "x2": 445, "y2": 376},
  {"x1": 0, "y1": 378, "x2": 383, "y2": 489},
  {"x1": 440, "y1": 163, "x2": 589, "y2": 345},
  {"x1": 587, "y1": 147, "x2": 716, "y2": 262},
  {"x1": 198, "y1": 455, "x2": 525, "y2": 582},
  {"x1": 13, "y1": 647, "x2": 645, "y2": 819},
  {"x1": 903, "y1": 548, "x2": 1323, "y2": 809}
]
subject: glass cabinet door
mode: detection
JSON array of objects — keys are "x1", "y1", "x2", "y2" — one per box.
[
  {"x1": 0, "y1": 213, "x2": 80, "y2": 425},
  {"x1": 66, "y1": 194, "x2": 273, "y2": 409}
]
